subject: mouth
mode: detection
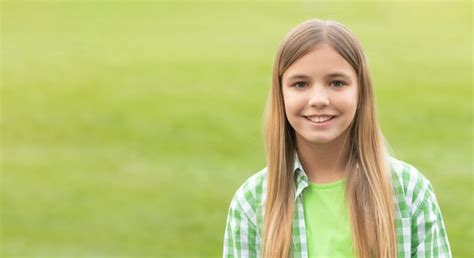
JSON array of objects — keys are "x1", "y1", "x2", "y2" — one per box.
[{"x1": 303, "y1": 115, "x2": 337, "y2": 125}]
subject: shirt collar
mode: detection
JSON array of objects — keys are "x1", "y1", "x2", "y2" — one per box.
[{"x1": 293, "y1": 152, "x2": 309, "y2": 200}]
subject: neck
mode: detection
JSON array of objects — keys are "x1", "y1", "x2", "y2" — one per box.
[{"x1": 296, "y1": 130, "x2": 351, "y2": 184}]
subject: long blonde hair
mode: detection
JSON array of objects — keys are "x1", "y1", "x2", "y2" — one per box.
[{"x1": 262, "y1": 19, "x2": 396, "y2": 258}]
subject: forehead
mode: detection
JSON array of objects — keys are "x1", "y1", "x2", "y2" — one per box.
[{"x1": 282, "y1": 44, "x2": 356, "y2": 81}]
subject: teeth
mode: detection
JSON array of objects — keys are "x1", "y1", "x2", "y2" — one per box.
[{"x1": 307, "y1": 115, "x2": 333, "y2": 123}]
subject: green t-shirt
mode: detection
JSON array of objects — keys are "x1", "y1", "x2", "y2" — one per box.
[{"x1": 302, "y1": 178, "x2": 355, "y2": 258}]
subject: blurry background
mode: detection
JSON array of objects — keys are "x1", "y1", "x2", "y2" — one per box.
[{"x1": 1, "y1": 0, "x2": 472, "y2": 257}]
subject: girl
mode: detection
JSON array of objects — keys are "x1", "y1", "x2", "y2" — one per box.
[{"x1": 223, "y1": 19, "x2": 451, "y2": 258}]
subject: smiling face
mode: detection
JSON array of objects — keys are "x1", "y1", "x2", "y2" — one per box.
[{"x1": 282, "y1": 44, "x2": 359, "y2": 146}]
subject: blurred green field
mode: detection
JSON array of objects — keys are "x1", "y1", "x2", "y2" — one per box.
[{"x1": 1, "y1": 1, "x2": 472, "y2": 257}]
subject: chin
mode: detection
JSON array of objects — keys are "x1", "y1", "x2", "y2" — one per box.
[{"x1": 302, "y1": 134, "x2": 336, "y2": 145}]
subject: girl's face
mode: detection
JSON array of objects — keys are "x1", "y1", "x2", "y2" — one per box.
[{"x1": 282, "y1": 44, "x2": 358, "y2": 145}]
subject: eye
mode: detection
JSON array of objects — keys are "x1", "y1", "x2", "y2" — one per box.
[
  {"x1": 330, "y1": 80, "x2": 346, "y2": 88},
  {"x1": 293, "y1": 81, "x2": 307, "y2": 89}
]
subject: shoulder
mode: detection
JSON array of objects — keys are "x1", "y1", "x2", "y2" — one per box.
[
  {"x1": 389, "y1": 157, "x2": 436, "y2": 218},
  {"x1": 228, "y1": 167, "x2": 268, "y2": 225},
  {"x1": 389, "y1": 158, "x2": 452, "y2": 256}
]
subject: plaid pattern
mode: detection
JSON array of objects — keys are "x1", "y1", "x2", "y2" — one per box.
[{"x1": 223, "y1": 157, "x2": 452, "y2": 258}]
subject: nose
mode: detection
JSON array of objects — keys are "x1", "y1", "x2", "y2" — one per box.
[{"x1": 308, "y1": 84, "x2": 330, "y2": 107}]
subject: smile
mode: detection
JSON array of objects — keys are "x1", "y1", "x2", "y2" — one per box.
[
  {"x1": 304, "y1": 115, "x2": 336, "y2": 123},
  {"x1": 303, "y1": 115, "x2": 337, "y2": 127}
]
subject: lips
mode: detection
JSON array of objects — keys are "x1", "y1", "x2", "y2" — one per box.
[{"x1": 304, "y1": 115, "x2": 336, "y2": 123}]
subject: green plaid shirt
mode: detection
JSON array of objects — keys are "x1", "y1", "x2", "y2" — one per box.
[{"x1": 223, "y1": 157, "x2": 451, "y2": 258}]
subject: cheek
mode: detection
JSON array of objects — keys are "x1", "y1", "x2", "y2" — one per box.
[
  {"x1": 329, "y1": 96, "x2": 357, "y2": 123},
  {"x1": 282, "y1": 92, "x2": 302, "y2": 115},
  {"x1": 339, "y1": 89, "x2": 358, "y2": 113},
  {"x1": 346, "y1": 98, "x2": 358, "y2": 113}
]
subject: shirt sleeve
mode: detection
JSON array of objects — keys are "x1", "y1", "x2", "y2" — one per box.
[
  {"x1": 411, "y1": 181, "x2": 452, "y2": 258},
  {"x1": 223, "y1": 197, "x2": 258, "y2": 258}
]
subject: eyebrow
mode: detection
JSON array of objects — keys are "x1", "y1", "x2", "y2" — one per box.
[{"x1": 285, "y1": 72, "x2": 352, "y2": 82}]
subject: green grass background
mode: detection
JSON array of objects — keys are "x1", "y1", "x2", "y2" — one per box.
[{"x1": 1, "y1": 1, "x2": 472, "y2": 257}]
